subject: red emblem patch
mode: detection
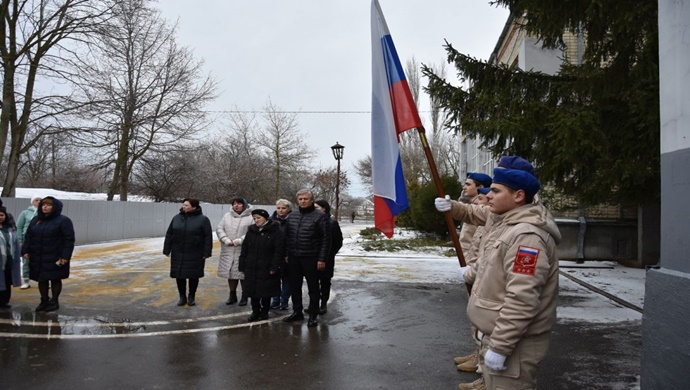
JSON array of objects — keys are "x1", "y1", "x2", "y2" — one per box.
[{"x1": 512, "y1": 246, "x2": 540, "y2": 276}]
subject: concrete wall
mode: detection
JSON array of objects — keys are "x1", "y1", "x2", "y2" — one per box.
[
  {"x1": 2, "y1": 197, "x2": 275, "y2": 246},
  {"x1": 556, "y1": 218, "x2": 638, "y2": 261},
  {"x1": 642, "y1": 1, "x2": 690, "y2": 388}
]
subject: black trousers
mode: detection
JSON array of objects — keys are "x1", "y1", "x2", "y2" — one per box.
[
  {"x1": 288, "y1": 256, "x2": 320, "y2": 315},
  {"x1": 251, "y1": 297, "x2": 270, "y2": 314},
  {"x1": 0, "y1": 266, "x2": 12, "y2": 305},
  {"x1": 317, "y1": 272, "x2": 332, "y2": 302}
]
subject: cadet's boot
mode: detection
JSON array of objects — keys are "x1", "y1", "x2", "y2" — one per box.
[
  {"x1": 453, "y1": 351, "x2": 476, "y2": 365},
  {"x1": 238, "y1": 293, "x2": 248, "y2": 306},
  {"x1": 456, "y1": 350, "x2": 479, "y2": 372},
  {"x1": 459, "y1": 377, "x2": 485, "y2": 390},
  {"x1": 226, "y1": 291, "x2": 238, "y2": 305}
]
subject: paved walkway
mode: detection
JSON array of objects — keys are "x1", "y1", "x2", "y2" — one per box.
[{"x1": 0, "y1": 225, "x2": 643, "y2": 389}]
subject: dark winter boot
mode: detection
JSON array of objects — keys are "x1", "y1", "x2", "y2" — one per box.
[
  {"x1": 319, "y1": 300, "x2": 328, "y2": 315},
  {"x1": 238, "y1": 293, "x2": 248, "y2": 306},
  {"x1": 307, "y1": 314, "x2": 318, "y2": 327},
  {"x1": 247, "y1": 311, "x2": 260, "y2": 322},
  {"x1": 35, "y1": 298, "x2": 49, "y2": 312},
  {"x1": 226, "y1": 291, "x2": 238, "y2": 305},
  {"x1": 44, "y1": 298, "x2": 60, "y2": 312},
  {"x1": 259, "y1": 308, "x2": 269, "y2": 321},
  {"x1": 177, "y1": 295, "x2": 187, "y2": 306},
  {"x1": 187, "y1": 293, "x2": 196, "y2": 306}
]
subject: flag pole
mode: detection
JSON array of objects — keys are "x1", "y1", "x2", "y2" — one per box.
[{"x1": 415, "y1": 127, "x2": 471, "y2": 294}]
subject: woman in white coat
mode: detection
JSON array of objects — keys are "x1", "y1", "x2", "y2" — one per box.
[{"x1": 216, "y1": 197, "x2": 253, "y2": 306}]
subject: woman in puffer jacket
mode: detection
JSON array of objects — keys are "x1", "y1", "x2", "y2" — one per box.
[{"x1": 216, "y1": 197, "x2": 252, "y2": 306}]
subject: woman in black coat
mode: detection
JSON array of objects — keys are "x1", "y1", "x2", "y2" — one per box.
[
  {"x1": 22, "y1": 197, "x2": 75, "y2": 312},
  {"x1": 163, "y1": 198, "x2": 212, "y2": 307},
  {"x1": 314, "y1": 200, "x2": 343, "y2": 315},
  {"x1": 238, "y1": 209, "x2": 283, "y2": 322}
]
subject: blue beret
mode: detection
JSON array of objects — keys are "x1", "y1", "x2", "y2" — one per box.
[
  {"x1": 467, "y1": 172, "x2": 492, "y2": 187},
  {"x1": 492, "y1": 168, "x2": 540, "y2": 198},
  {"x1": 497, "y1": 156, "x2": 536, "y2": 176},
  {"x1": 477, "y1": 187, "x2": 491, "y2": 195}
]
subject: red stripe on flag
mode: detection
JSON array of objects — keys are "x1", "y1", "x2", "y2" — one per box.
[
  {"x1": 389, "y1": 80, "x2": 422, "y2": 135},
  {"x1": 374, "y1": 195, "x2": 395, "y2": 238}
]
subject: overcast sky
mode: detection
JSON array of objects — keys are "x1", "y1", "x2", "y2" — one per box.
[{"x1": 155, "y1": 1, "x2": 509, "y2": 196}]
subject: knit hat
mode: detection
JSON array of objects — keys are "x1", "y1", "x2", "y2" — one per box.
[
  {"x1": 251, "y1": 209, "x2": 270, "y2": 220},
  {"x1": 314, "y1": 199, "x2": 331, "y2": 215},
  {"x1": 231, "y1": 197, "x2": 247, "y2": 207},
  {"x1": 492, "y1": 168, "x2": 540, "y2": 198},
  {"x1": 467, "y1": 172, "x2": 492, "y2": 188},
  {"x1": 31, "y1": 195, "x2": 42, "y2": 203},
  {"x1": 497, "y1": 156, "x2": 536, "y2": 177}
]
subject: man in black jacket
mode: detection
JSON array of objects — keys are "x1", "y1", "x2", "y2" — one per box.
[{"x1": 283, "y1": 189, "x2": 331, "y2": 327}]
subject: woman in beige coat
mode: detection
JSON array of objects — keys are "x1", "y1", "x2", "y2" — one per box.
[{"x1": 216, "y1": 197, "x2": 253, "y2": 305}]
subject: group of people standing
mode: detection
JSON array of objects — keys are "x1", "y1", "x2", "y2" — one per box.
[
  {"x1": 0, "y1": 196, "x2": 76, "y2": 313},
  {"x1": 163, "y1": 189, "x2": 343, "y2": 328},
  {"x1": 435, "y1": 156, "x2": 560, "y2": 390}
]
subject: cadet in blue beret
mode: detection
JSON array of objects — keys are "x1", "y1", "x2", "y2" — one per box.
[
  {"x1": 467, "y1": 172, "x2": 493, "y2": 188},
  {"x1": 490, "y1": 168, "x2": 540, "y2": 206},
  {"x1": 497, "y1": 156, "x2": 536, "y2": 177},
  {"x1": 435, "y1": 157, "x2": 560, "y2": 390},
  {"x1": 452, "y1": 171, "x2": 494, "y2": 374}
]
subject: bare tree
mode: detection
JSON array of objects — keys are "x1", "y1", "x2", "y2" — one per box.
[
  {"x1": 425, "y1": 61, "x2": 460, "y2": 180},
  {"x1": 428, "y1": 61, "x2": 447, "y2": 136},
  {"x1": 130, "y1": 148, "x2": 197, "y2": 202},
  {"x1": 18, "y1": 129, "x2": 104, "y2": 191},
  {"x1": 353, "y1": 155, "x2": 372, "y2": 194},
  {"x1": 311, "y1": 166, "x2": 351, "y2": 208},
  {"x1": 405, "y1": 56, "x2": 420, "y2": 106},
  {"x1": 0, "y1": 0, "x2": 109, "y2": 196},
  {"x1": 255, "y1": 100, "x2": 316, "y2": 199},
  {"x1": 70, "y1": 0, "x2": 216, "y2": 200}
]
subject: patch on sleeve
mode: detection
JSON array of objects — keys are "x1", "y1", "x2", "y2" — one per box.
[{"x1": 513, "y1": 246, "x2": 540, "y2": 276}]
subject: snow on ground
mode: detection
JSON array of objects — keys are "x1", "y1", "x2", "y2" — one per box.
[
  {"x1": 69, "y1": 222, "x2": 646, "y2": 324},
  {"x1": 7, "y1": 187, "x2": 151, "y2": 201}
]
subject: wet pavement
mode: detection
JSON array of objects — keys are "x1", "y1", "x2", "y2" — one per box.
[{"x1": 0, "y1": 231, "x2": 642, "y2": 389}]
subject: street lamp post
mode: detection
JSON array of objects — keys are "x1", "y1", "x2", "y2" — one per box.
[{"x1": 331, "y1": 142, "x2": 345, "y2": 221}]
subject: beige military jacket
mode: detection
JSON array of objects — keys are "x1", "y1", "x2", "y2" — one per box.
[
  {"x1": 464, "y1": 223, "x2": 485, "y2": 283},
  {"x1": 449, "y1": 201, "x2": 561, "y2": 356},
  {"x1": 459, "y1": 222, "x2": 477, "y2": 256}
]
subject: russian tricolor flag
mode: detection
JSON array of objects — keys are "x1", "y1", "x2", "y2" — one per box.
[{"x1": 371, "y1": 0, "x2": 423, "y2": 238}]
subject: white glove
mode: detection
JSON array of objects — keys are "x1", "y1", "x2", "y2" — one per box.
[
  {"x1": 457, "y1": 265, "x2": 470, "y2": 283},
  {"x1": 484, "y1": 349, "x2": 507, "y2": 371},
  {"x1": 434, "y1": 197, "x2": 452, "y2": 212}
]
